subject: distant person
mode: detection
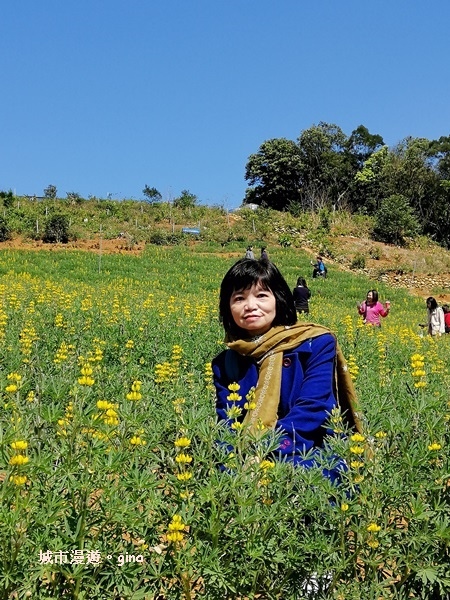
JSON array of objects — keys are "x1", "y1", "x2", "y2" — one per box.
[
  {"x1": 244, "y1": 246, "x2": 255, "y2": 259},
  {"x1": 357, "y1": 290, "x2": 390, "y2": 327},
  {"x1": 292, "y1": 277, "x2": 311, "y2": 314},
  {"x1": 425, "y1": 297, "x2": 445, "y2": 336},
  {"x1": 260, "y1": 246, "x2": 268, "y2": 261},
  {"x1": 443, "y1": 305, "x2": 450, "y2": 334},
  {"x1": 311, "y1": 256, "x2": 327, "y2": 279}
]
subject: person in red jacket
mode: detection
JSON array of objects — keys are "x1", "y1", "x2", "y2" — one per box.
[{"x1": 442, "y1": 304, "x2": 450, "y2": 333}]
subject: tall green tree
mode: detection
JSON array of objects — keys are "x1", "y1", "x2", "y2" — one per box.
[
  {"x1": 142, "y1": 185, "x2": 162, "y2": 203},
  {"x1": 44, "y1": 184, "x2": 57, "y2": 199},
  {"x1": 244, "y1": 138, "x2": 302, "y2": 210},
  {"x1": 173, "y1": 189, "x2": 197, "y2": 209},
  {"x1": 297, "y1": 122, "x2": 351, "y2": 210}
]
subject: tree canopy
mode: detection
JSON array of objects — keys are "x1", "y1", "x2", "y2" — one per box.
[{"x1": 244, "y1": 122, "x2": 450, "y2": 248}]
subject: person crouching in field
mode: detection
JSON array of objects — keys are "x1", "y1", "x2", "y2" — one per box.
[
  {"x1": 211, "y1": 258, "x2": 361, "y2": 483},
  {"x1": 426, "y1": 297, "x2": 445, "y2": 336},
  {"x1": 357, "y1": 290, "x2": 390, "y2": 327}
]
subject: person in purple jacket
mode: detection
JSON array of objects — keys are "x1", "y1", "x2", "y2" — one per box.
[{"x1": 212, "y1": 258, "x2": 361, "y2": 483}]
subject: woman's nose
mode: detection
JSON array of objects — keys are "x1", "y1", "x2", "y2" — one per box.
[{"x1": 244, "y1": 296, "x2": 257, "y2": 310}]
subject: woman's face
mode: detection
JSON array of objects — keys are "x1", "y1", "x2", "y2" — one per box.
[
  {"x1": 230, "y1": 283, "x2": 276, "y2": 336},
  {"x1": 366, "y1": 292, "x2": 374, "y2": 305}
]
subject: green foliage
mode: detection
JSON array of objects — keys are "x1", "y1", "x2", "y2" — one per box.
[
  {"x1": 368, "y1": 246, "x2": 382, "y2": 260},
  {"x1": 142, "y1": 185, "x2": 162, "y2": 203},
  {"x1": 350, "y1": 252, "x2": 366, "y2": 269},
  {"x1": 372, "y1": 194, "x2": 420, "y2": 246},
  {"x1": 66, "y1": 191, "x2": 83, "y2": 204},
  {"x1": 0, "y1": 189, "x2": 15, "y2": 208},
  {"x1": 43, "y1": 184, "x2": 57, "y2": 199},
  {"x1": 43, "y1": 213, "x2": 70, "y2": 243},
  {"x1": 0, "y1": 215, "x2": 11, "y2": 241},
  {"x1": 245, "y1": 138, "x2": 302, "y2": 210},
  {"x1": 318, "y1": 207, "x2": 331, "y2": 232},
  {"x1": 173, "y1": 189, "x2": 197, "y2": 210}
]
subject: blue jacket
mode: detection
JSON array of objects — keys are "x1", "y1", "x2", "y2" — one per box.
[{"x1": 212, "y1": 333, "x2": 344, "y2": 481}]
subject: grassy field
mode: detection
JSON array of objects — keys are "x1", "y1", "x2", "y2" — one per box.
[{"x1": 0, "y1": 245, "x2": 449, "y2": 600}]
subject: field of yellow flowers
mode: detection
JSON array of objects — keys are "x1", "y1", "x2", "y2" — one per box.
[{"x1": 0, "y1": 245, "x2": 449, "y2": 600}]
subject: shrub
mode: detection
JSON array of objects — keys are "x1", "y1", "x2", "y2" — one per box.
[
  {"x1": 372, "y1": 194, "x2": 420, "y2": 246},
  {"x1": 0, "y1": 215, "x2": 11, "y2": 241},
  {"x1": 368, "y1": 246, "x2": 382, "y2": 260},
  {"x1": 351, "y1": 252, "x2": 366, "y2": 269},
  {"x1": 43, "y1": 214, "x2": 70, "y2": 243}
]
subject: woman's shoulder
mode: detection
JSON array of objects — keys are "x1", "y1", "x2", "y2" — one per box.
[{"x1": 289, "y1": 331, "x2": 335, "y2": 354}]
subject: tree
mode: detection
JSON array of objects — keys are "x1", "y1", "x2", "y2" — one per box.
[
  {"x1": 0, "y1": 189, "x2": 14, "y2": 208},
  {"x1": 346, "y1": 125, "x2": 384, "y2": 168},
  {"x1": 44, "y1": 184, "x2": 57, "y2": 199},
  {"x1": 372, "y1": 194, "x2": 420, "y2": 246},
  {"x1": 66, "y1": 191, "x2": 83, "y2": 204},
  {"x1": 142, "y1": 186, "x2": 162, "y2": 203},
  {"x1": 297, "y1": 122, "x2": 350, "y2": 210},
  {"x1": 353, "y1": 146, "x2": 390, "y2": 213},
  {"x1": 173, "y1": 189, "x2": 197, "y2": 209},
  {"x1": 244, "y1": 138, "x2": 302, "y2": 210}
]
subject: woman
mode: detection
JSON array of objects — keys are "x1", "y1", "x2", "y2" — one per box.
[
  {"x1": 426, "y1": 297, "x2": 445, "y2": 336},
  {"x1": 357, "y1": 290, "x2": 389, "y2": 327},
  {"x1": 292, "y1": 277, "x2": 311, "y2": 314},
  {"x1": 212, "y1": 258, "x2": 361, "y2": 483}
]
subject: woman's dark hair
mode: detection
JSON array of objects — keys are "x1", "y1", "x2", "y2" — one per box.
[
  {"x1": 219, "y1": 258, "x2": 297, "y2": 338},
  {"x1": 296, "y1": 277, "x2": 307, "y2": 287},
  {"x1": 426, "y1": 296, "x2": 438, "y2": 310},
  {"x1": 367, "y1": 289, "x2": 378, "y2": 303}
]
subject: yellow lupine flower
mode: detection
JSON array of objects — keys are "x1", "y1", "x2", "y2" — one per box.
[
  {"x1": 367, "y1": 522, "x2": 381, "y2": 532},
  {"x1": 167, "y1": 531, "x2": 184, "y2": 543},
  {"x1": 174, "y1": 437, "x2": 191, "y2": 448},
  {"x1": 259, "y1": 460, "x2": 275, "y2": 470},
  {"x1": 130, "y1": 436, "x2": 146, "y2": 446},
  {"x1": 9, "y1": 455, "x2": 29, "y2": 466},
  {"x1": 350, "y1": 460, "x2": 364, "y2": 469},
  {"x1": 350, "y1": 433, "x2": 365, "y2": 443},
  {"x1": 11, "y1": 440, "x2": 28, "y2": 451},
  {"x1": 11, "y1": 475, "x2": 27, "y2": 486},
  {"x1": 226, "y1": 406, "x2": 242, "y2": 419},
  {"x1": 349, "y1": 445, "x2": 365, "y2": 455},
  {"x1": 175, "y1": 453, "x2": 193, "y2": 464},
  {"x1": 168, "y1": 515, "x2": 185, "y2": 531},
  {"x1": 428, "y1": 442, "x2": 442, "y2": 451},
  {"x1": 7, "y1": 372, "x2": 22, "y2": 382},
  {"x1": 228, "y1": 382, "x2": 240, "y2": 392},
  {"x1": 176, "y1": 471, "x2": 193, "y2": 481}
]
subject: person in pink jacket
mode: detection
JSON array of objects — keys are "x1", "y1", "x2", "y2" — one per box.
[{"x1": 357, "y1": 290, "x2": 390, "y2": 326}]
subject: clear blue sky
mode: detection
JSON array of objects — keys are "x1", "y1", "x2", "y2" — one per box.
[{"x1": 2, "y1": 1, "x2": 450, "y2": 209}]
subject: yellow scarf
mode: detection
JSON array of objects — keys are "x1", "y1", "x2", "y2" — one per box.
[{"x1": 226, "y1": 323, "x2": 362, "y2": 434}]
